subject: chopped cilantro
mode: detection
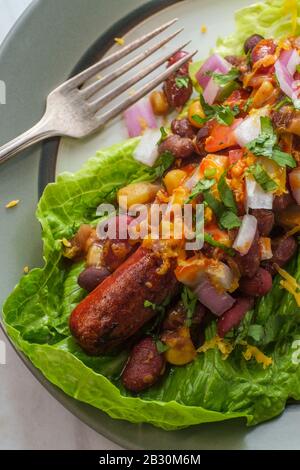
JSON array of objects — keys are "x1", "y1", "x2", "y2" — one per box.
[
  {"x1": 175, "y1": 76, "x2": 190, "y2": 88},
  {"x1": 181, "y1": 287, "x2": 198, "y2": 327},
  {"x1": 246, "y1": 116, "x2": 296, "y2": 168},
  {"x1": 206, "y1": 68, "x2": 240, "y2": 86},
  {"x1": 247, "y1": 163, "x2": 278, "y2": 192},
  {"x1": 185, "y1": 178, "x2": 215, "y2": 203}
]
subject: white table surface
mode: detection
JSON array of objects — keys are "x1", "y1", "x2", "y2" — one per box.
[{"x1": 0, "y1": 0, "x2": 120, "y2": 451}]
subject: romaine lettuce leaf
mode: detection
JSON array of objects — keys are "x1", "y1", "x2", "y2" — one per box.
[{"x1": 3, "y1": 0, "x2": 300, "y2": 430}]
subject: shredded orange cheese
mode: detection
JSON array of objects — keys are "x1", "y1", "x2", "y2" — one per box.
[
  {"x1": 197, "y1": 336, "x2": 234, "y2": 360},
  {"x1": 198, "y1": 336, "x2": 273, "y2": 367},
  {"x1": 114, "y1": 37, "x2": 125, "y2": 46},
  {"x1": 201, "y1": 24, "x2": 207, "y2": 33},
  {"x1": 275, "y1": 264, "x2": 300, "y2": 306},
  {"x1": 242, "y1": 344, "x2": 273, "y2": 369},
  {"x1": 23, "y1": 266, "x2": 30, "y2": 274},
  {"x1": 5, "y1": 199, "x2": 20, "y2": 209}
]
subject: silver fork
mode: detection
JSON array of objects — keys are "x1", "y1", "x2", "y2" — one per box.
[{"x1": 0, "y1": 19, "x2": 197, "y2": 165}]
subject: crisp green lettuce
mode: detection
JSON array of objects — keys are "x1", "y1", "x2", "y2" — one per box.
[{"x1": 3, "y1": 0, "x2": 300, "y2": 430}]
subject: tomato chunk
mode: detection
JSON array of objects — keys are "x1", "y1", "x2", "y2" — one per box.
[{"x1": 205, "y1": 119, "x2": 242, "y2": 153}]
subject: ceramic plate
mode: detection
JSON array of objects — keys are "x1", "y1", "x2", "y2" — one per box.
[{"x1": 1, "y1": 0, "x2": 300, "y2": 450}]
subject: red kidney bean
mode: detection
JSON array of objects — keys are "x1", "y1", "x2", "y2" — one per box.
[
  {"x1": 239, "y1": 268, "x2": 273, "y2": 297},
  {"x1": 78, "y1": 266, "x2": 110, "y2": 292},
  {"x1": 171, "y1": 118, "x2": 197, "y2": 138},
  {"x1": 159, "y1": 134, "x2": 194, "y2": 159},
  {"x1": 162, "y1": 301, "x2": 206, "y2": 347},
  {"x1": 235, "y1": 231, "x2": 261, "y2": 278},
  {"x1": 244, "y1": 34, "x2": 264, "y2": 54},
  {"x1": 217, "y1": 297, "x2": 255, "y2": 337},
  {"x1": 251, "y1": 39, "x2": 276, "y2": 64},
  {"x1": 168, "y1": 50, "x2": 190, "y2": 74},
  {"x1": 263, "y1": 236, "x2": 297, "y2": 275},
  {"x1": 272, "y1": 192, "x2": 294, "y2": 212},
  {"x1": 250, "y1": 209, "x2": 274, "y2": 236},
  {"x1": 121, "y1": 337, "x2": 166, "y2": 392},
  {"x1": 194, "y1": 124, "x2": 213, "y2": 157},
  {"x1": 163, "y1": 73, "x2": 193, "y2": 108}
]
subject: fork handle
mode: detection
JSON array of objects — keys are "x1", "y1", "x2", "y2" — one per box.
[{"x1": 0, "y1": 115, "x2": 57, "y2": 165}]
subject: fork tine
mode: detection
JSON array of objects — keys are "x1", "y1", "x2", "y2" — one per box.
[
  {"x1": 63, "y1": 18, "x2": 178, "y2": 89},
  {"x1": 81, "y1": 28, "x2": 184, "y2": 100},
  {"x1": 95, "y1": 50, "x2": 197, "y2": 127},
  {"x1": 88, "y1": 40, "x2": 191, "y2": 111}
]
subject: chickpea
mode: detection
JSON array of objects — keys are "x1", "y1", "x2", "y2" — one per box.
[
  {"x1": 164, "y1": 169, "x2": 187, "y2": 194},
  {"x1": 118, "y1": 182, "x2": 160, "y2": 209},
  {"x1": 252, "y1": 81, "x2": 274, "y2": 108},
  {"x1": 149, "y1": 90, "x2": 169, "y2": 115},
  {"x1": 188, "y1": 100, "x2": 205, "y2": 128}
]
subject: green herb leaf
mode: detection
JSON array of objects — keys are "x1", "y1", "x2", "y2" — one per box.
[
  {"x1": 203, "y1": 191, "x2": 224, "y2": 218},
  {"x1": 181, "y1": 287, "x2": 198, "y2": 327},
  {"x1": 204, "y1": 233, "x2": 235, "y2": 256},
  {"x1": 158, "y1": 126, "x2": 168, "y2": 144},
  {"x1": 246, "y1": 116, "x2": 296, "y2": 168},
  {"x1": 272, "y1": 148, "x2": 296, "y2": 168},
  {"x1": 219, "y1": 210, "x2": 242, "y2": 230},
  {"x1": 206, "y1": 68, "x2": 240, "y2": 86},
  {"x1": 154, "y1": 151, "x2": 175, "y2": 177},
  {"x1": 247, "y1": 324, "x2": 265, "y2": 342},
  {"x1": 175, "y1": 76, "x2": 190, "y2": 88},
  {"x1": 155, "y1": 340, "x2": 170, "y2": 353},
  {"x1": 199, "y1": 95, "x2": 239, "y2": 127},
  {"x1": 191, "y1": 114, "x2": 207, "y2": 126},
  {"x1": 218, "y1": 171, "x2": 238, "y2": 214},
  {"x1": 185, "y1": 178, "x2": 216, "y2": 203},
  {"x1": 247, "y1": 163, "x2": 278, "y2": 192},
  {"x1": 273, "y1": 96, "x2": 292, "y2": 111},
  {"x1": 243, "y1": 97, "x2": 253, "y2": 112},
  {"x1": 296, "y1": 64, "x2": 300, "y2": 74}
]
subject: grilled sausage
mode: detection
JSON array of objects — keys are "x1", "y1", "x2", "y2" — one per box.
[
  {"x1": 70, "y1": 247, "x2": 179, "y2": 355},
  {"x1": 217, "y1": 297, "x2": 254, "y2": 337},
  {"x1": 122, "y1": 337, "x2": 165, "y2": 392}
]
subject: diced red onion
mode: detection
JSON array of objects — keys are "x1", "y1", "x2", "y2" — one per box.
[
  {"x1": 195, "y1": 54, "x2": 232, "y2": 105},
  {"x1": 133, "y1": 129, "x2": 161, "y2": 167},
  {"x1": 234, "y1": 114, "x2": 261, "y2": 147},
  {"x1": 289, "y1": 167, "x2": 300, "y2": 204},
  {"x1": 232, "y1": 214, "x2": 257, "y2": 255},
  {"x1": 203, "y1": 76, "x2": 220, "y2": 105},
  {"x1": 275, "y1": 50, "x2": 300, "y2": 102},
  {"x1": 245, "y1": 177, "x2": 274, "y2": 210},
  {"x1": 280, "y1": 49, "x2": 300, "y2": 77},
  {"x1": 194, "y1": 277, "x2": 236, "y2": 316},
  {"x1": 124, "y1": 98, "x2": 157, "y2": 137},
  {"x1": 195, "y1": 54, "x2": 231, "y2": 88}
]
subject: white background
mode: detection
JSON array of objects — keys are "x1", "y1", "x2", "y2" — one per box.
[{"x1": 0, "y1": 0, "x2": 120, "y2": 450}]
